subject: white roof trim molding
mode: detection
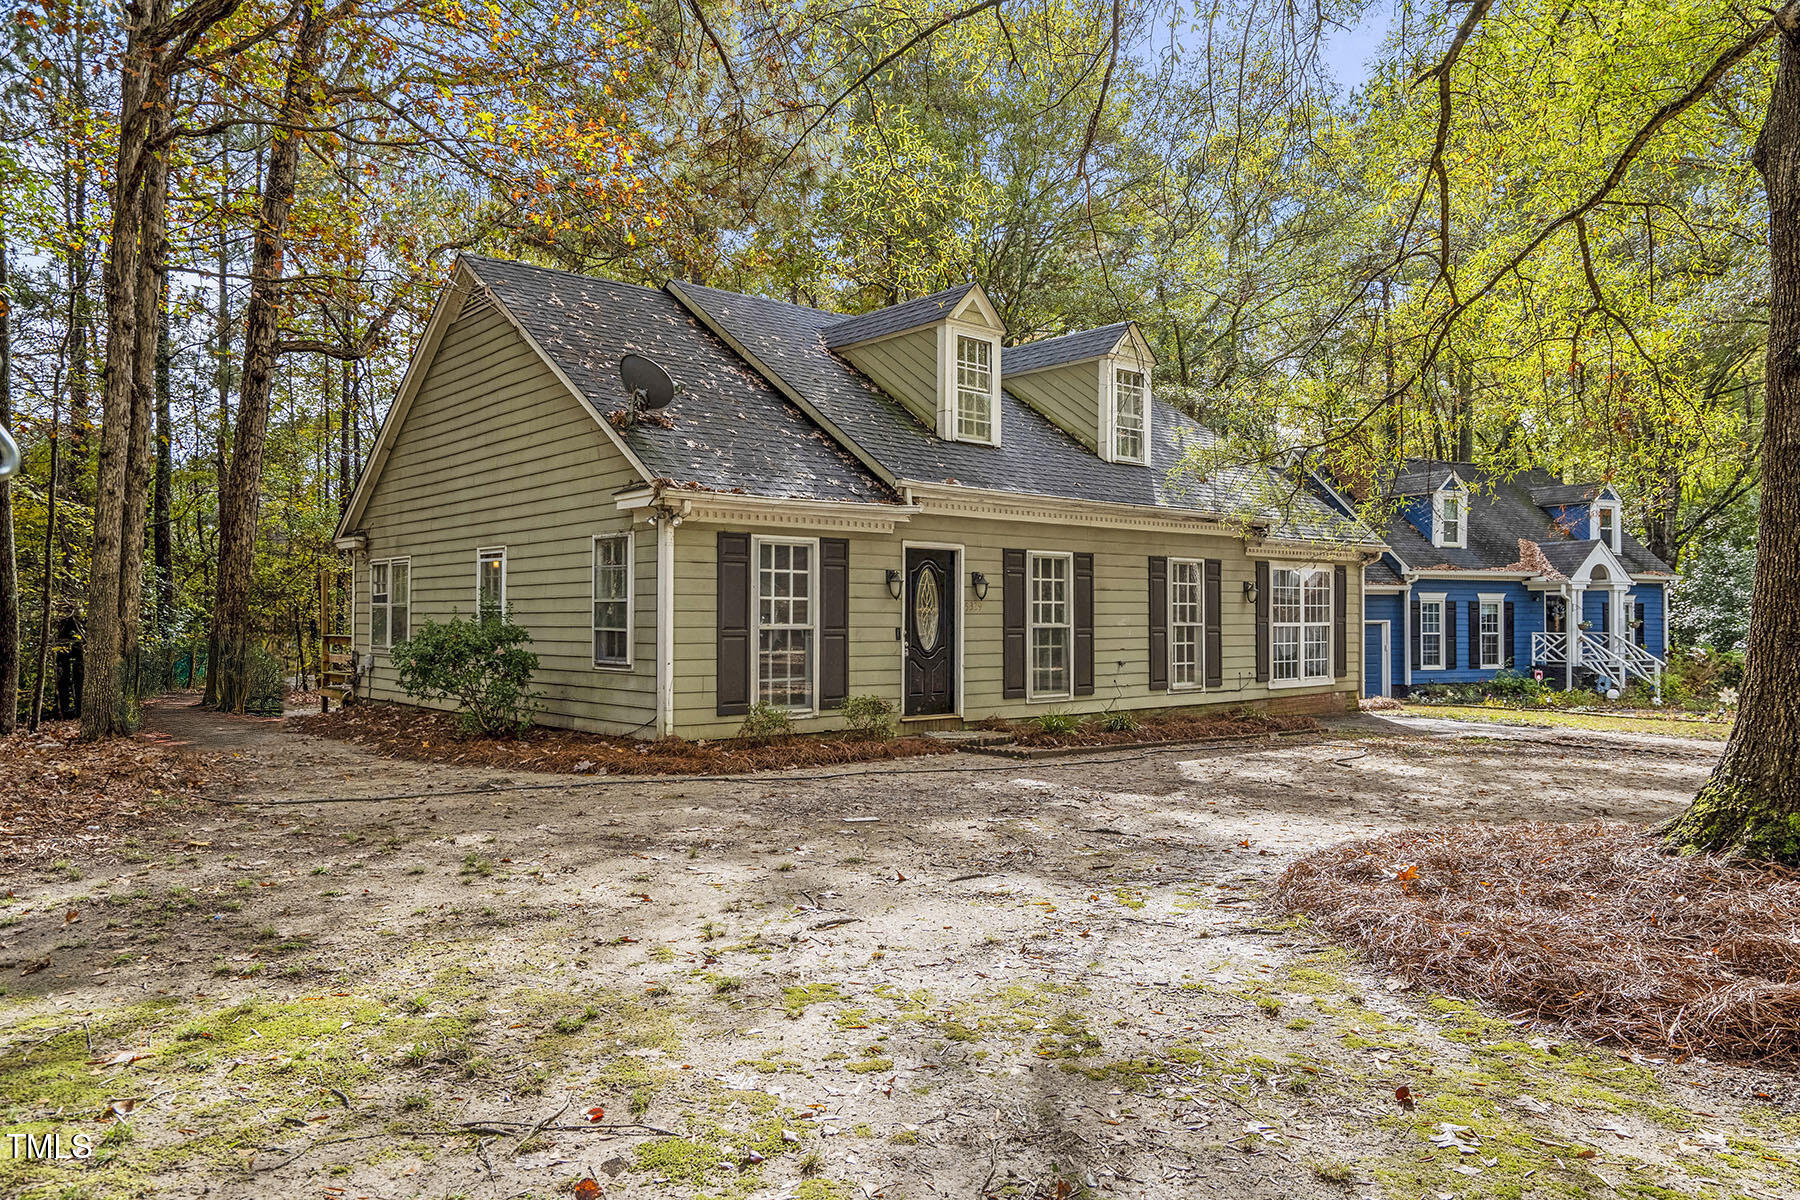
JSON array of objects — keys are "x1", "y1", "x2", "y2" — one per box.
[
  {"x1": 1568, "y1": 538, "x2": 1633, "y2": 586},
  {"x1": 336, "y1": 258, "x2": 659, "y2": 540},
  {"x1": 948, "y1": 283, "x2": 1004, "y2": 334}
]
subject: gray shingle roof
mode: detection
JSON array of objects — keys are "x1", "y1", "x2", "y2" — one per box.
[
  {"x1": 1529, "y1": 481, "x2": 1615, "y2": 506},
  {"x1": 672, "y1": 280, "x2": 1372, "y2": 543},
  {"x1": 1365, "y1": 559, "x2": 1404, "y2": 586},
  {"x1": 464, "y1": 256, "x2": 894, "y2": 504},
  {"x1": 1370, "y1": 459, "x2": 1672, "y2": 577},
  {"x1": 1533, "y1": 540, "x2": 1605, "y2": 578},
  {"x1": 1001, "y1": 324, "x2": 1133, "y2": 374},
  {"x1": 819, "y1": 285, "x2": 977, "y2": 349}
]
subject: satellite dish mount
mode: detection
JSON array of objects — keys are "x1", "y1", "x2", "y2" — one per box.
[{"x1": 619, "y1": 354, "x2": 674, "y2": 420}]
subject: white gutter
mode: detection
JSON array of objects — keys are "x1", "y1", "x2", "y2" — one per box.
[{"x1": 655, "y1": 510, "x2": 676, "y2": 737}]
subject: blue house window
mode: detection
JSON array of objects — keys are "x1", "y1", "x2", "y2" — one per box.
[
  {"x1": 1419, "y1": 596, "x2": 1445, "y2": 668},
  {"x1": 1479, "y1": 597, "x2": 1503, "y2": 669}
]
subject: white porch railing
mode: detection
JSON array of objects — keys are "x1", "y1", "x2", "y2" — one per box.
[{"x1": 1529, "y1": 629, "x2": 1664, "y2": 700}]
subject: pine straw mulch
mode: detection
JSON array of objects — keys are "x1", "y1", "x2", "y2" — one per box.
[
  {"x1": 993, "y1": 709, "x2": 1317, "y2": 748},
  {"x1": 1271, "y1": 820, "x2": 1800, "y2": 1067},
  {"x1": 1, "y1": 721, "x2": 226, "y2": 866},
  {"x1": 288, "y1": 702, "x2": 959, "y2": 776}
]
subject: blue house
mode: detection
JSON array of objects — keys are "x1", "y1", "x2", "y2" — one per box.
[{"x1": 1310, "y1": 460, "x2": 1677, "y2": 700}]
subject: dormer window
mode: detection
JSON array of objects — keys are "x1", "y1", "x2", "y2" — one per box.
[
  {"x1": 955, "y1": 335, "x2": 995, "y2": 442},
  {"x1": 1596, "y1": 503, "x2": 1619, "y2": 551},
  {"x1": 1432, "y1": 481, "x2": 1467, "y2": 549},
  {"x1": 1113, "y1": 369, "x2": 1146, "y2": 463}
]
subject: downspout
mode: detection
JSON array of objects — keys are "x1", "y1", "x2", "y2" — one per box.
[
  {"x1": 1564, "y1": 583, "x2": 1575, "y2": 692},
  {"x1": 1401, "y1": 576, "x2": 1412, "y2": 690},
  {"x1": 654, "y1": 502, "x2": 682, "y2": 739}
]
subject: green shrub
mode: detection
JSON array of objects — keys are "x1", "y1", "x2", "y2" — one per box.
[
  {"x1": 245, "y1": 646, "x2": 287, "y2": 716},
  {"x1": 1095, "y1": 709, "x2": 1140, "y2": 733},
  {"x1": 840, "y1": 694, "x2": 895, "y2": 739},
  {"x1": 738, "y1": 703, "x2": 794, "y2": 744},
  {"x1": 389, "y1": 615, "x2": 540, "y2": 737},
  {"x1": 1033, "y1": 711, "x2": 1083, "y2": 735}
]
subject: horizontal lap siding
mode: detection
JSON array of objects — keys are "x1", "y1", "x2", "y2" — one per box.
[
  {"x1": 1629, "y1": 583, "x2": 1667, "y2": 656},
  {"x1": 1363, "y1": 592, "x2": 1404, "y2": 697},
  {"x1": 839, "y1": 329, "x2": 938, "y2": 428},
  {"x1": 1410, "y1": 580, "x2": 1541, "y2": 684},
  {"x1": 353, "y1": 302, "x2": 656, "y2": 734},
  {"x1": 670, "y1": 514, "x2": 1359, "y2": 738},
  {"x1": 1004, "y1": 362, "x2": 1100, "y2": 450}
]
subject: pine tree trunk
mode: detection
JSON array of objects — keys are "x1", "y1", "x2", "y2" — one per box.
[
  {"x1": 0, "y1": 220, "x2": 19, "y2": 734},
  {"x1": 153, "y1": 291, "x2": 174, "y2": 633},
  {"x1": 80, "y1": 2, "x2": 161, "y2": 738},
  {"x1": 1665, "y1": 13, "x2": 1800, "y2": 861},
  {"x1": 210, "y1": 6, "x2": 324, "y2": 713}
]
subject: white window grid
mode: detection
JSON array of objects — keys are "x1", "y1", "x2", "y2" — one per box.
[
  {"x1": 1479, "y1": 598, "x2": 1503, "y2": 669},
  {"x1": 956, "y1": 335, "x2": 994, "y2": 442},
  {"x1": 477, "y1": 547, "x2": 506, "y2": 622},
  {"x1": 593, "y1": 534, "x2": 631, "y2": 666},
  {"x1": 370, "y1": 558, "x2": 410, "y2": 649},
  {"x1": 757, "y1": 539, "x2": 815, "y2": 710},
  {"x1": 1271, "y1": 566, "x2": 1332, "y2": 683},
  {"x1": 1028, "y1": 552, "x2": 1071, "y2": 698},
  {"x1": 1114, "y1": 368, "x2": 1146, "y2": 463},
  {"x1": 1170, "y1": 559, "x2": 1203, "y2": 688},
  {"x1": 1419, "y1": 597, "x2": 1444, "y2": 668}
]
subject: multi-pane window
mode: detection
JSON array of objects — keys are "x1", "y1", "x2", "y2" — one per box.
[
  {"x1": 370, "y1": 558, "x2": 410, "y2": 649},
  {"x1": 1271, "y1": 566, "x2": 1332, "y2": 683},
  {"x1": 956, "y1": 335, "x2": 994, "y2": 442},
  {"x1": 1439, "y1": 492, "x2": 1462, "y2": 546},
  {"x1": 1419, "y1": 598, "x2": 1445, "y2": 668},
  {"x1": 1479, "y1": 599, "x2": 1503, "y2": 669},
  {"x1": 756, "y1": 539, "x2": 815, "y2": 709},
  {"x1": 477, "y1": 547, "x2": 506, "y2": 623},
  {"x1": 1170, "y1": 559, "x2": 1203, "y2": 688},
  {"x1": 1028, "y1": 553, "x2": 1071, "y2": 697},
  {"x1": 593, "y1": 534, "x2": 631, "y2": 666},
  {"x1": 1597, "y1": 506, "x2": 1617, "y2": 550},
  {"x1": 1114, "y1": 369, "x2": 1146, "y2": 463}
]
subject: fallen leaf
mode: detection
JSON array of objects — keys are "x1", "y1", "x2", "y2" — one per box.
[
  {"x1": 1395, "y1": 1085, "x2": 1416, "y2": 1111},
  {"x1": 585, "y1": 1106, "x2": 606, "y2": 1123},
  {"x1": 572, "y1": 1179, "x2": 602, "y2": 1200}
]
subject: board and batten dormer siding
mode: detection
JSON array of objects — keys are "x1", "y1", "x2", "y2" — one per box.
[
  {"x1": 1002, "y1": 361, "x2": 1103, "y2": 452},
  {"x1": 667, "y1": 512, "x2": 1361, "y2": 739},
  {"x1": 351, "y1": 298, "x2": 658, "y2": 734}
]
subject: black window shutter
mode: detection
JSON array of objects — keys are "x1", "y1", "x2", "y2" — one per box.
[
  {"x1": 1148, "y1": 557, "x2": 1168, "y2": 691},
  {"x1": 1635, "y1": 601, "x2": 1647, "y2": 648},
  {"x1": 716, "y1": 532, "x2": 751, "y2": 716},
  {"x1": 1002, "y1": 549, "x2": 1027, "y2": 699},
  {"x1": 1411, "y1": 592, "x2": 1422, "y2": 670},
  {"x1": 1254, "y1": 560, "x2": 1271, "y2": 683},
  {"x1": 1333, "y1": 565, "x2": 1349, "y2": 679},
  {"x1": 1204, "y1": 559, "x2": 1223, "y2": 689},
  {"x1": 1073, "y1": 553, "x2": 1095, "y2": 696},
  {"x1": 1444, "y1": 597, "x2": 1458, "y2": 668},
  {"x1": 1467, "y1": 600, "x2": 1479, "y2": 669},
  {"x1": 820, "y1": 538, "x2": 849, "y2": 708},
  {"x1": 1504, "y1": 601, "x2": 1517, "y2": 668}
]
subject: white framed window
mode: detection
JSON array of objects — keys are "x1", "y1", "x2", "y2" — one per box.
[
  {"x1": 369, "y1": 557, "x2": 410, "y2": 650},
  {"x1": 1028, "y1": 552, "x2": 1072, "y2": 699},
  {"x1": 1270, "y1": 566, "x2": 1333, "y2": 684},
  {"x1": 1113, "y1": 368, "x2": 1147, "y2": 464},
  {"x1": 1169, "y1": 558, "x2": 1203, "y2": 689},
  {"x1": 1478, "y1": 595, "x2": 1503, "y2": 669},
  {"x1": 955, "y1": 334, "x2": 995, "y2": 443},
  {"x1": 1419, "y1": 595, "x2": 1445, "y2": 669},
  {"x1": 755, "y1": 537, "x2": 816, "y2": 711},
  {"x1": 1595, "y1": 504, "x2": 1619, "y2": 551},
  {"x1": 1434, "y1": 486, "x2": 1465, "y2": 548},
  {"x1": 593, "y1": 533, "x2": 632, "y2": 667},
  {"x1": 477, "y1": 546, "x2": 506, "y2": 622}
]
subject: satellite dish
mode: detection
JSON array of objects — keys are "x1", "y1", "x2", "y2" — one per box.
[{"x1": 619, "y1": 353, "x2": 674, "y2": 411}]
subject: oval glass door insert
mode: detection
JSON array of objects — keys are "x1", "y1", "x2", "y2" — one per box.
[{"x1": 914, "y1": 565, "x2": 942, "y2": 652}]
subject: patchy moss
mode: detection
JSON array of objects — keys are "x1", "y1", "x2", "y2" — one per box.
[{"x1": 781, "y1": 982, "x2": 845, "y2": 1018}]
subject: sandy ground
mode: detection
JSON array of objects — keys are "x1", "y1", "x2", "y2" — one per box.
[{"x1": 2, "y1": 698, "x2": 1796, "y2": 1200}]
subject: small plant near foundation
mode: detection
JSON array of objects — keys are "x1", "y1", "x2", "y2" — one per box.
[
  {"x1": 841, "y1": 694, "x2": 895, "y2": 739},
  {"x1": 1033, "y1": 710, "x2": 1083, "y2": 735},
  {"x1": 738, "y1": 703, "x2": 794, "y2": 744},
  {"x1": 1095, "y1": 709, "x2": 1139, "y2": 733}
]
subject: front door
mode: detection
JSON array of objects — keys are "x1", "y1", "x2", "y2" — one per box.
[
  {"x1": 904, "y1": 548, "x2": 956, "y2": 716},
  {"x1": 1363, "y1": 621, "x2": 1388, "y2": 698}
]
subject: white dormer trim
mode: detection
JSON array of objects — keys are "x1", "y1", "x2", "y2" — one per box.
[
  {"x1": 1589, "y1": 490, "x2": 1622, "y2": 552},
  {"x1": 1565, "y1": 538, "x2": 1632, "y2": 588},
  {"x1": 937, "y1": 320, "x2": 1002, "y2": 446},
  {"x1": 1431, "y1": 474, "x2": 1468, "y2": 550},
  {"x1": 948, "y1": 285, "x2": 1003, "y2": 331},
  {"x1": 1098, "y1": 325, "x2": 1156, "y2": 465}
]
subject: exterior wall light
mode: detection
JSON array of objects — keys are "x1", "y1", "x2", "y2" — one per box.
[
  {"x1": 885, "y1": 568, "x2": 903, "y2": 599},
  {"x1": 1242, "y1": 579, "x2": 1259, "y2": 604},
  {"x1": 970, "y1": 571, "x2": 989, "y2": 601}
]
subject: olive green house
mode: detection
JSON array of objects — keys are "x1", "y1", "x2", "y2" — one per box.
[{"x1": 333, "y1": 256, "x2": 1383, "y2": 738}]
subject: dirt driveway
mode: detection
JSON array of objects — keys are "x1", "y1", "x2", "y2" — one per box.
[{"x1": 3, "y1": 700, "x2": 1795, "y2": 1200}]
